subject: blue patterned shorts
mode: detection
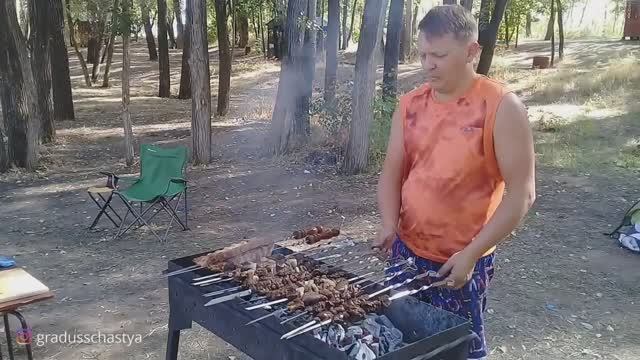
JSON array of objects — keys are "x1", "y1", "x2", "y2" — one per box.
[{"x1": 390, "y1": 238, "x2": 495, "y2": 359}]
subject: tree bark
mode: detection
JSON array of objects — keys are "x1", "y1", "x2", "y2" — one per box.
[
  {"x1": 478, "y1": 0, "x2": 491, "y2": 44},
  {"x1": 411, "y1": 1, "x2": 418, "y2": 38},
  {"x1": 545, "y1": 1, "x2": 555, "y2": 41},
  {"x1": 342, "y1": 0, "x2": 387, "y2": 174},
  {"x1": 526, "y1": 12, "x2": 532, "y2": 37},
  {"x1": 49, "y1": 0, "x2": 75, "y2": 121},
  {"x1": 460, "y1": 0, "x2": 473, "y2": 11},
  {"x1": 294, "y1": 0, "x2": 316, "y2": 137},
  {"x1": 550, "y1": 0, "x2": 555, "y2": 67},
  {"x1": 504, "y1": 9, "x2": 510, "y2": 47},
  {"x1": 175, "y1": 0, "x2": 184, "y2": 48},
  {"x1": 579, "y1": 0, "x2": 588, "y2": 25},
  {"x1": 476, "y1": 0, "x2": 507, "y2": 75},
  {"x1": 238, "y1": 14, "x2": 250, "y2": 49},
  {"x1": 259, "y1": 9, "x2": 266, "y2": 56},
  {"x1": 270, "y1": 0, "x2": 307, "y2": 154},
  {"x1": 65, "y1": 3, "x2": 92, "y2": 87},
  {"x1": 215, "y1": 0, "x2": 232, "y2": 116},
  {"x1": 158, "y1": 0, "x2": 171, "y2": 97},
  {"x1": 190, "y1": 0, "x2": 212, "y2": 165},
  {"x1": 142, "y1": 3, "x2": 159, "y2": 60},
  {"x1": 29, "y1": 0, "x2": 55, "y2": 143},
  {"x1": 324, "y1": 0, "x2": 339, "y2": 108},
  {"x1": 19, "y1": 0, "x2": 28, "y2": 36},
  {"x1": 0, "y1": 0, "x2": 40, "y2": 170},
  {"x1": 89, "y1": 19, "x2": 108, "y2": 83},
  {"x1": 102, "y1": 0, "x2": 121, "y2": 88},
  {"x1": 383, "y1": 0, "x2": 404, "y2": 99},
  {"x1": 178, "y1": 0, "x2": 192, "y2": 99},
  {"x1": 121, "y1": 0, "x2": 134, "y2": 166},
  {"x1": 515, "y1": 14, "x2": 520, "y2": 48},
  {"x1": 400, "y1": 0, "x2": 412, "y2": 62},
  {"x1": 343, "y1": 0, "x2": 356, "y2": 48},
  {"x1": 168, "y1": 21, "x2": 177, "y2": 49},
  {"x1": 231, "y1": 0, "x2": 236, "y2": 60},
  {"x1": 341, "y1": 0, "x2": 348, "y2": 49},
  {"x1": 0, "y1": 52, "x2": 11, "y2": 171},
  {"x1": 556, "y1": 0, "x2": 564, "y2": 60}
]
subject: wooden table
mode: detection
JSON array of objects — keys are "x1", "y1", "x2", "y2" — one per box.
[{"x1": 0, "y1": 268, "x2": 54, "y2": 360}]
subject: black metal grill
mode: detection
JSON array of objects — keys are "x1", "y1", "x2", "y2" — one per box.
[{"x1": 164, "y1": 246, "x2": 474, "y2": 360}]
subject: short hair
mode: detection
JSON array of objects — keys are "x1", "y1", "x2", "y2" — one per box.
[{"x1": 418, "y1": 5, "x2": 478, "y2": 42}]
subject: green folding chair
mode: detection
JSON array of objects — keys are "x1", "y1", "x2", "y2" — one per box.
[{"x1": 108, "y1": 144, "x2": 190, "y2": 242}]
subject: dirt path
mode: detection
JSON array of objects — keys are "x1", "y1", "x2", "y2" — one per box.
[{"x1": 0, "y1": 40, "x2": 639, "y2": 360}]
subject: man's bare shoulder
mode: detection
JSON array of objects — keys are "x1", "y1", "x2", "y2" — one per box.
[{"x1": 496, "y1": 92, "x2": 528, "y2": 126}]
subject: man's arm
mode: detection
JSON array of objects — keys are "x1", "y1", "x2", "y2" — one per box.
[
  {"x1": 437, "y1": 93, "x2": 536, "y2": 287},
  {"x1": 464, "y1": 92, "x2": 536, "y2": 259},
  {"x1": 374, "y1": 108, "x2": 404, "y2": 250}
]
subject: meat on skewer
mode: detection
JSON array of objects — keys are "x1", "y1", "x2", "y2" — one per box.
[
  {"x1": 305, "y1": 229, "x2": 340, "y2": 244},
  {"x1": 292, "y1": 226, "x2": 324, "y2": 239}
]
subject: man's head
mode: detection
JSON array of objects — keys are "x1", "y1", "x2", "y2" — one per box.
[{"x1": 417, "y1": 5, "x2": 480, "y2": 93}]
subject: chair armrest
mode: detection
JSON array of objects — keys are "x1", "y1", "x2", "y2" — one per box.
[{"x1": 170, "y1": 177, "x2": 188, "y2": 184}]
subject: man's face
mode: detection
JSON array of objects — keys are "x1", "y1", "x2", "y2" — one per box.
[{"x1": 417, "y1": 32, "x2": 479, "y2": 92}]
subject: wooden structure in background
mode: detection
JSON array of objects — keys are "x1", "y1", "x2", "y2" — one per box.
[{"x1": 623, "y1": 0, "x2": 640, "y2": 39}]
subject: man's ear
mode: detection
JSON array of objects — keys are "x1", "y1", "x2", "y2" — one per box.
[{"x1": 467, "y1": 41, "x2": 481, "y2": 63}]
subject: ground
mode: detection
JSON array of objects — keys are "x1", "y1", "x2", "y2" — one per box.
[{"x1": 0, "y1": 39, "x2": 639, "y2": 360}]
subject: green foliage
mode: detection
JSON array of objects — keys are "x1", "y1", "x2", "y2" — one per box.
[
  {"x1": 369, "y1": 95, "x2": 397, "y2": 167},
  {"x1": 310, "y1": 94, "x2": 353, "y2": 137}
]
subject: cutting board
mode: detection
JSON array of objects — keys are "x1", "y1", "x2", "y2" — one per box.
[{"x1": 0, "y1": 268, "x2": 50, "y2": 303}]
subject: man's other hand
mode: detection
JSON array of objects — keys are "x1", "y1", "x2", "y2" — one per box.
[
  {"x1": 433, "y1": 250, "x2": 477, "y2": 289},
  {"x1": 373, "y1": 227, "x2": 396, "y2": 255}
]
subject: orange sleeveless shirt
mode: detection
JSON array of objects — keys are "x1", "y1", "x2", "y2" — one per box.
[{"x1": 397, "y1": 75, "x2": 509, "y2": 263}]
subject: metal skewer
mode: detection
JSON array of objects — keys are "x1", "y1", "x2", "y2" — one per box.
[
  {"x1": 280, "y1": 311, "x2": 308, "y2": 324},
  {"x1": 284, "y1": 319, "x2": 333, "y2": 340},
  {"x1": 203, "y1": 286, "x2": 245, "y2": 297},
  {"x1": 389, "y1": 284, "x2": 433, "y2": 301},
  {"x1": 245, "y1": 309, "x2": 286, "y2": 325},
  {"x1": 367, "y1": 271, "x2": 433, "y2": 299},
  {"x1": 164, "y1": 265, "x2": 203, "y2": 277},
  {"x1": 204, "y1": 289, "x2": 252, "y2": 306},
  {"x1": 245, "y1": 298, "x2": 289, "y2": 310},
  {"x1": 280, "y1": 320, "x2": 317, "y2": 339},
  {"x1": 193, "y1": 273, "x2": 223, "y2": 282}
]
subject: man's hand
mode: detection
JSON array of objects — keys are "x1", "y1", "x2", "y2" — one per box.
[
  {"x1": 373, "y1": 227, "x2": 396, "y2": 255},
  {"x1": 433, "y1": 250, "x2": 477, "y2": 289}
]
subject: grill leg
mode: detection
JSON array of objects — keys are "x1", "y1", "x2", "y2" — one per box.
[
  {"x1": 165, "y1": 329, "x2": 181, "y2": 360},
  {"x1": 3, "y1": 314, "x2": 14, "y2": 360},
  {"x1": 8, "y1": 311, "x2": 32, "y2": 360}
]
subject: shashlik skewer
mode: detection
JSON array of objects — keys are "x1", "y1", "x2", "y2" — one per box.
[
  {"x1": 204, "y1": 289, "x2": 252, "y2": 306},
  {"x1": 367, "y1": 271, "x2": 433, "y2": 299},
  {"x1": 284, "y1": 319, "x2": 333, "y2": 340},
  {"x1": 280, "y1": 320, "x2": 317, "y2": 339},
  {"x1": 203, "y1": 285, "x2": 245, "y2": 297},
  {"x1": 245, "y1": 309, "x2": 287, "y2": 325},
  {"x1": 245, "y1": 298, "x2": 289, "y2": 310},
  {"x1": 280, "y1": 311, "x2": 308, "y2": 325},
  {"x1": 389, "y1": 284, "x2": 434, "y2": 301},
  {"x1": 164, "y1": 264, "x2": 203, "y2": 277}
]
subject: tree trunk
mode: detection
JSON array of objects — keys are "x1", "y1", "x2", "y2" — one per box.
[
  {"x1": 29, "y1": 0, "x2": 55, "y2": 143},
  {"x1": 383, "y1": 0, "x2": 404, "y2": 99},
  {"x1": 400, "y1": 0, "x2": 412, "y2": 62},
  {"x1": 142, "y1": 3, "x2": 158, "y2": 60},
  {"x1": 259, "y1": 9, "x2": 266, "y2": 56},
  {"x1": 324, "y1": 0, "x2": 339, "y2": 108},
  {"x1": 526, "y1": 12, "x2": 532, "y2": 37},
  {"x1": 318, "y1": 0, "x2": 324, "y2": 53},
  {"x1": 238, "y1": 14, "x2": 249, "y2": 49},
  {"x1": 476, "y1": 0, "x2": 507, "y2": 75},
  {"x1": 342, "y1": 0, "x2": 386, "y2": 174},
  {"x1": 544, "y1": 1, "x2": 555, "y2": 40},
  {"x1": 341, "y1": 0, "x2": 348, "y2": 49},
  {"x1": 478, "y1": 0, "x2": 491, "y2": 44},
  {"x1": 19, "y1": 0, "x2": 29, "y2": 36},
  {"x1": 556, "y1": 0, "x2": 564, "y2": 60},
  {"x1": 102, "y1": 0, "x2": 121, "y2": 88},
  {"x1": 65, "y1": 3, "x2": 92, "y2": 87},
  {"x1": 231, "y1": 0, "x2": 236, "y2": 60},
  {"x1": 190, "y1": 0, "x2": 212, "y2": 165},
  {"x1": 158, "y1": 0, "x2": 171, "y2": 97},
  {"x1": 121, "y1": 0, "x2": 135, "y2": 166},
  {"x1": 270, "y1": 0, "x2": 307, "y2": 154},
  {"x1": 443, "y1": 0, "x2": 457, "y2": 4},
  {"x1": 49, "y1": 0, "x2": 75, "y2": 121},
  {"x1": 550, "y1": 0, "x2": 555, "y2": 67},
  {"x1": 504, "y1": 10, "x2": 509, "y2": 47},
  {"x1": 0, "y1": 52, "x2": 11, "y2": 171},
  {"x1": 346, "y1": 0, "x2": 358, "y2": 47},
  {"x1": 168, "y1": 21, "x2": 177, "y2": 49},
  {"x1": 515, "y1": 14, "x2": 520, "y2": 48},
  {"x1": 175, "y1": 0, "x2": 184, "y2": 48},
  {"x1": 215, "y1": 0, "x2": 231, "y2": 116},
  {"x1": 0, "y1": 0, "x2": 40, "y2": 170},
  {"x1": 90, "y1": 19, "x2": 108, "y2": 83},
  {"x1": 579, "y1": 0, "x2": 588, "y2": 25},
  {"x1": 460, "y1": 0, "x2": 473, "y2": 11},
  {"x1": 411, "y1": 1, "x2": 418, "y2": 38},
  {"x1": 178, "y1": 0, "x2": 192, "y2": 99},
  {"x1": 294, "y1": 0, "x2": 316, "y2": 137}
]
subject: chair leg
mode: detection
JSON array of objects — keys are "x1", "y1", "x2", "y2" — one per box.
[
  {"x1": 115, "y1": 195, "x2": 164, "y2": 242},
  {"x1": 184, "y1": 189, "x2": 189, "y2": 230},
  {"x1": 160, "y1": 196, "x2": 188, "y2": 231}
]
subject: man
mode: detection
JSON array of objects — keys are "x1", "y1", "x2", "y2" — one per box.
[{"x1": 374, "y1": 5, "x2": 536, "y2": 360}]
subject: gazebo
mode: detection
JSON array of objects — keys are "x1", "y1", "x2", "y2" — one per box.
[{"x1": 623, "y1": 0, "x2": 640, "y2": 40}]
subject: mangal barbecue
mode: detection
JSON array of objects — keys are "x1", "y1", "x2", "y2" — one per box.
[{"x1": 163, "y1": 226, "x2": 475, "y2": 360}]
